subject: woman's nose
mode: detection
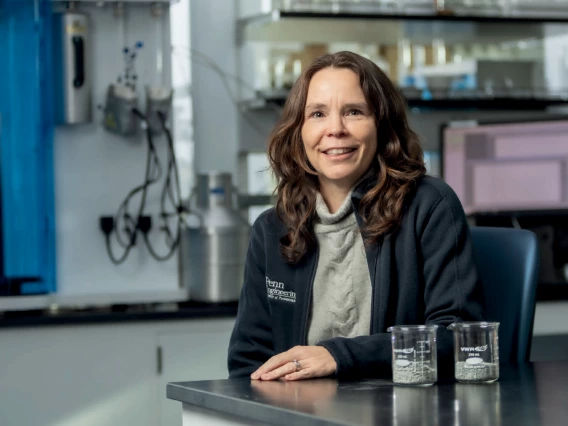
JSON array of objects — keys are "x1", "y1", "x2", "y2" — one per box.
[{"x1": 326, "y1": 112, "x2": 347, "y2": 138}]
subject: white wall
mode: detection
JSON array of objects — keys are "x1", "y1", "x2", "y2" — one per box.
[{"x1": 53, "y1": 3, "x2": 184, "y2": 304}]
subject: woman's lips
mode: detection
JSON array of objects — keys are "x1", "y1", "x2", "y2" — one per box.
[{"x1": 322, "y1": 147, "x2": 357, "y2": 159}]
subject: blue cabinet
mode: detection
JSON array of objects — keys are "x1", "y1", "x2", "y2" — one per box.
[{"x1": 0, "y1": 0, "x2": 56, "y2": 295}]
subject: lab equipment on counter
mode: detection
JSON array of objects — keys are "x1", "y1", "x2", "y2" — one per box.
[
  {"x1": 53, "y1": 10, "x2": 91, "y2": 125},
  {"x1": 448, "y1": 322, "x2": 500, "y2": 383},
  {"x1": 179, "y1": 172, "x2": 251, "y2": 303},
  {"x1": 387, "y1": 325, "x2": 439, "y2": 386}
]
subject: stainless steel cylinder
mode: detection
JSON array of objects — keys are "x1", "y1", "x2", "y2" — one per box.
[
  {"x1": 179, "y1": 173, "x2": 251, "y2": 303},
  {"x1": 179, "y1": 224, "x2": 250, "y2": 303}
]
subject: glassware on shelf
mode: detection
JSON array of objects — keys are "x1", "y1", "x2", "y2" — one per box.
[
  {"x1": 273, "y1": 56, "x2": 287, "y2": 90},
  {"x1": 452, "y1": 43, "x2": 467, "y2": 63},
  {"x1": 412, "y1": 45, "x2": 427, "y2": 70},
  {"x1": 432, "y1": 39, "x2": 447, "y2": 65},
  {"x1": 255, "y1": 57, "x2": 272, "y2": 92}
]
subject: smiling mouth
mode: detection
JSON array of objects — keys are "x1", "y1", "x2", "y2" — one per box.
[{"x1": 323, "y1": 148, "x2": 357, "y2": 156}]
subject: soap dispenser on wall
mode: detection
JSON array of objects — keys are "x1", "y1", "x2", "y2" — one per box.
[{"x1": 53, "y1": 7, "x2": 91, "y2": 125}]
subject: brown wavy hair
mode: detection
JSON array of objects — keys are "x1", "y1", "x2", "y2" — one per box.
[{"x1": 267, "y1": 51, "x2": 426, "y2": 264}]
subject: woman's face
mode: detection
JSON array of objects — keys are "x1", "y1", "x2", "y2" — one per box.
[{"x1": 301, "y1": 67, "x2": 377, "y2": 192}]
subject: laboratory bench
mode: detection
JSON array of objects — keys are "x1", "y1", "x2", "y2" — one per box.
[
  {"x1": 167, "y1": 361, "x2": 568, "y2": 426},
  {"x1": 0, "y1": 298, "x2": 566, "y2": 426},
  {"x1": 0, "y1": 300, "x2": 238, "y2": 328},
  {"x1": 0, "y1": 282, "x2": 566, "y2": 329}
]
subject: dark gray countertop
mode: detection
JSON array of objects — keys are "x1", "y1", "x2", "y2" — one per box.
[
  {"x1": 0, "y1": 301, "x2": 238, "y2": 328},
  {"x1": 167, "y1": 361, "x2": 568, "y2": 426}
]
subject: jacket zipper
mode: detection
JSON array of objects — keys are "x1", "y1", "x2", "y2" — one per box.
[
  {"x1": 352, "y1": 198, "x2": 378, "y2": 336},
  {"x1": 302, "y1": 251, "x2": 319, "y2": 345}
]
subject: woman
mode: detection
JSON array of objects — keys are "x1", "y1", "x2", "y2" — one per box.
[{"x1": 228, "y1": 51, "x2": 485, "y2": 381}]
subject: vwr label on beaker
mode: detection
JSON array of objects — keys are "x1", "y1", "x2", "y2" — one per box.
[
  {"x1": 394, "y1": 348, "x2": 415, "y2": 366},
  {"x1": 394, "y1": 348, "x2": 415, "y2": 354},
  {"x1": 460, "y1": 345, "x2": 488, "y2": 365},
  {"x1": 461, "y1": 345, "x2": 488, "y2": 352}
]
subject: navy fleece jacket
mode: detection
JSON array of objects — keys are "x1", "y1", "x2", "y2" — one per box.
[{"x1": 227, "y1": 175, "x2": 486, "y2": 379}]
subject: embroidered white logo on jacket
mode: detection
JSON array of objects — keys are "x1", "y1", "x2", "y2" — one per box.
[{"x1": 265, "y1": 276, "x2": 296, "y2": 303}]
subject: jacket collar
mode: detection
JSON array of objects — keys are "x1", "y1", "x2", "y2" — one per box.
[{"x1": 351, "y1": 168, "x2": 379, "y2": 201}]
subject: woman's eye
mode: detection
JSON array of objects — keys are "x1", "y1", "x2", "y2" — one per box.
[
  {"x1": 310, "y1": 111, "x2": 324, "y2": 118},
  {"x1": 348, "y1": 109, "x2": 363, "y2": 116}
]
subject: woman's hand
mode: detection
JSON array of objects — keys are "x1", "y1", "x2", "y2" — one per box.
[{"x1": 251, "y1": 346, "x2": 337, "y2": 381}]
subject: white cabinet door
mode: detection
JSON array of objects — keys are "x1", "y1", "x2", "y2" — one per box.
[
  {"x1": 157, "y1": 318, "x2": 235, "y2": 426},
  {"x1": 0, "y1": 323, "x2": 158, "y2": 426}
]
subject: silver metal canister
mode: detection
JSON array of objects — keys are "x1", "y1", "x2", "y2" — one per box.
[
  {"x1": 53, "y1": 11, "x2": 91, "y2": 125},
  {"x1": 179, "y1": 173, "x2": 251, "y2": 303}
]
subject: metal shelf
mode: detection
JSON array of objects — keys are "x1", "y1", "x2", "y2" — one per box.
[
  {"x1": 237, "y1": 9, "x2": 568, "y2": 44},
  {"x1": 240, "y1": 2, "x2": 568, "y2": 22},
  {"x1": 241, "y1": 88, "x2": 568, "y2": 111},
  {"x1": 264, "y1": 9, "x2": 568, "y2": 23},
  {"x1": 406, "y1": 97, "x2": 568, "y2": 110}
]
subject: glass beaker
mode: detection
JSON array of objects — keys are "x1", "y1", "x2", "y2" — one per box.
[
  {"x1": 448, "y1": 322, "x2": 500, "y2": 383},
  {"x1": 387, "y1": 325, "x2": 439, "y2": 386}
]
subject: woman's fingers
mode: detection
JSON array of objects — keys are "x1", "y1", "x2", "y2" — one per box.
[
  {"x1": 284, "y1": 368, "x2": 312, "y2": 381},
  {"x1": 251, "y1": 347, "x2": 302, "y2": 379},
  {"x1": 260, "y1": 360, "x2": 299, "y2": 381},
  {"x1": 251, "y1": 355, "x2": 286, "y2": 379},
  {"x1": 251, "y1": 346, "x2": 336, "y2": 381}
]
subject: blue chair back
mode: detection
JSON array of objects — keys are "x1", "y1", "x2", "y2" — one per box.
[{"x1": 469, "y1": 226, "x2": 540, "y2": 364}]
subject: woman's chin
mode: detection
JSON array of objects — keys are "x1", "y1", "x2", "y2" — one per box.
[
  {"x1": 318, "y1": 173, "x2": 358, "y2": 189},
  {"x1": 318, "y1": 168, "x2": 368, "y2": 186}
]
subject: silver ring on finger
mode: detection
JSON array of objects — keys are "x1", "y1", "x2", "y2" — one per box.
[{"x1": 292, "y1": 359, "x2": 302, "y2": 371}]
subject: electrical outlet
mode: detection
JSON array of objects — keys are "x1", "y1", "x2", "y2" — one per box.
[
  {"x1": 137, "y1": 215, "x2": 152, "y2": 234},
  {"x1": 99, "y1": 216, "x2": 115, "y2": 235}
]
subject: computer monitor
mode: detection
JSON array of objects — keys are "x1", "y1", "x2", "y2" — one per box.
[{"x1": 442, "y1": 118, "x2": 568, "y2": 215}]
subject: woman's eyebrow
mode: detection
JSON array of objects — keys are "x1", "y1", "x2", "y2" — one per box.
[
  {"x1": 343, "y1": 102, "x2": 369, "y2": 110},
  {"x1": 305, "y1": 102, "x2": 369, "y2": 110},
  {"x1": 305, "y1": 102, "x2": 327, "y2": 110}
]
